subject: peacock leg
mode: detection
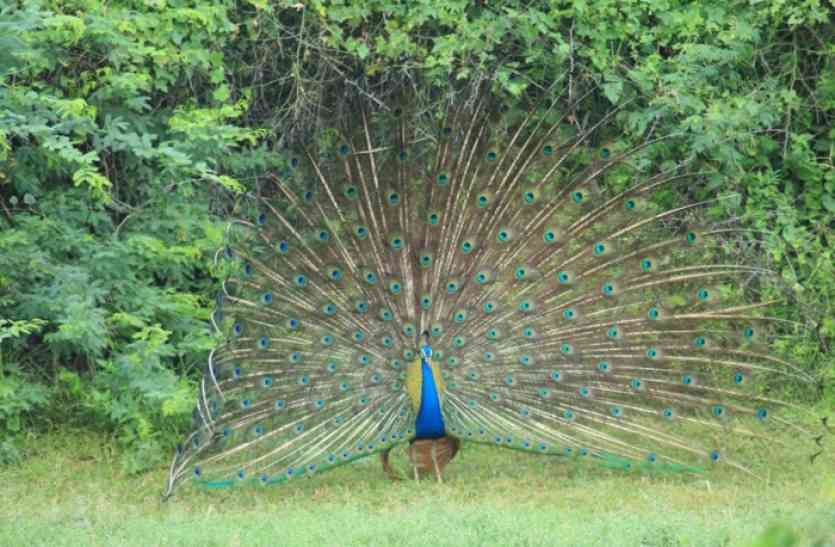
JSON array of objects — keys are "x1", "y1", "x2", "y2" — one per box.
[
  {"x1": 409, "y1": 443, "x2": 419, "y2": 481},
  {"x1": 430, "y1": 441, "x2": 443, "y2": 483},
  {"x1": 380, "y1": 448, "x2": 401, "y2": 481}
]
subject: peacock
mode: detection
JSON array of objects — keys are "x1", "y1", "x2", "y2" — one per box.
[{"x1": 164, "y1": 80, "x2": 826, "y2": 498}]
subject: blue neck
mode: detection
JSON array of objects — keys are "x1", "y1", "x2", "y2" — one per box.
[{"x1": 414, "y1": 348, "x2": 445, "y2": 439}]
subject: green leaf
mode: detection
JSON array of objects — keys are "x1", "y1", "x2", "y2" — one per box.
[
  {"x1": 356, "y1": 42, "x2": 370, "y2": 59},
  {"x1": 212, "y1": 84, "x2": 231, "y2": 102},
  {"x1": 602, "y1": 81, "x2": 623, "y2": 104}
]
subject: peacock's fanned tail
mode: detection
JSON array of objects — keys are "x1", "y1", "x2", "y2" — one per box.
[{"x1": 165, "y1": 86, "x2": 821, "y2": 497}]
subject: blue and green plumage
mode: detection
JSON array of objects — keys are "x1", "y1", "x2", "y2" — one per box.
[
  {"x1": 412, "y1": 345, "x2": 446, "y2": 439},
  {"x1": 164, "y1": 82, "x2": 824, "y2": 498}
]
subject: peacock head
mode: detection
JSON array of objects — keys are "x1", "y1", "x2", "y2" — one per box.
[{"x1": 420, "y1": 330, "x2": 433, "y2": 359}]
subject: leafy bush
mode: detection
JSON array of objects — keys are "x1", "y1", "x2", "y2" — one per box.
[
  {"x1": 0, "y1": 319, "x2": 49, "y2": 463},
  {"x1": 0, "y1": 0, "x2": 832, "y2": 470}
]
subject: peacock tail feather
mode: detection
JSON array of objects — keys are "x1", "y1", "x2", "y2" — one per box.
[{"x1": 165, "y1": 82, "x2": 823, "y2": 497}]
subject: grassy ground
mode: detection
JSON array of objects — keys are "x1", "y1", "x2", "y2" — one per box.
[{"x1": 1, "y1": 428, "x2": 833, "y2": 547}]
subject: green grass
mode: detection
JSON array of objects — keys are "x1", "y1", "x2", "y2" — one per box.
[{"x1": 1, "y1": 429, "x2": 833, "y2": 547}]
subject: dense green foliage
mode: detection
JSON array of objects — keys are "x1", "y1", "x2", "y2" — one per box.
[{"x1": 1, "y1": 0, "x2": 833, "y2": 471}]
